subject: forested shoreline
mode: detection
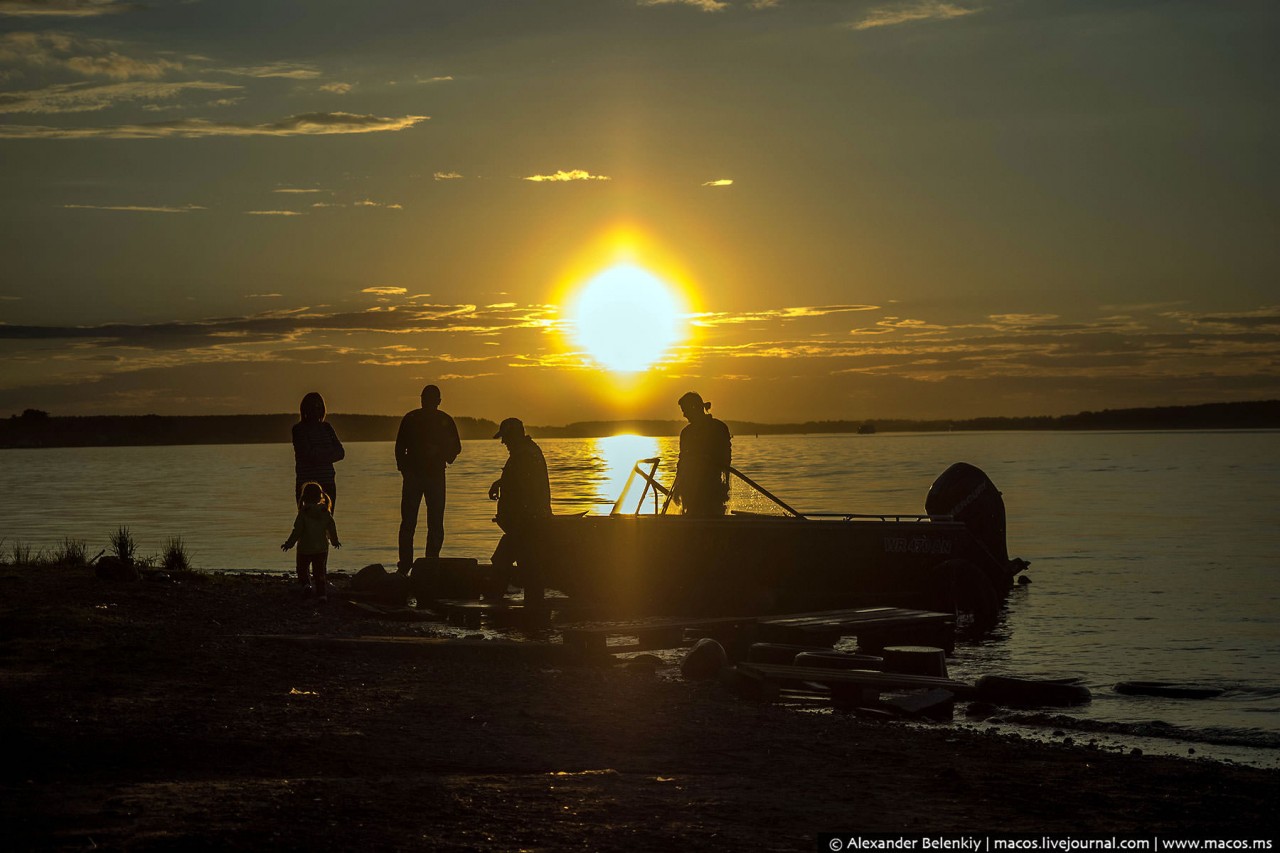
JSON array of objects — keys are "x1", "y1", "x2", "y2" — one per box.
[{"x1": 2, "y1": 400, "x2": 1276, "y2": 448}]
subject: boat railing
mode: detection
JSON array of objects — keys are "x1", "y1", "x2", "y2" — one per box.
[
  {"x1": 609, "y1": 457, "x2": 957, "y2": 522},
  {"x1": 611, "y1": 458, "x2": 803, "y2": 518},
  {"x1": 803, "y1": 512, "x2": 956, "y2": 523}
]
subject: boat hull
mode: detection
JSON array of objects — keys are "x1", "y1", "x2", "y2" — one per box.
[{"x1": 533, "y1": 513, "x2": 979, "y2": 615}]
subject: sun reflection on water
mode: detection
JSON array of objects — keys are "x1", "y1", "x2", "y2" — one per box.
[{"x1": 593, "y1": 434, "x2": 663, "y2": 511}]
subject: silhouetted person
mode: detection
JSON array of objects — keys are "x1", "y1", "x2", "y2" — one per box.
[
  {"x1": 671, "y1": 391, "x2": 731, "y2": 517},
  {"x1": 281, "y1": 481, "x2": 341, "y2": 602},
  {"x1": 292, "y1": 392, "x2": 345, "y2": 511},
  {"x1": 487, "y1": 418, "x2": 551, "y2": 602},
  {"x1": 395, "y1": 384, "x2": 462, "y2": 572}
]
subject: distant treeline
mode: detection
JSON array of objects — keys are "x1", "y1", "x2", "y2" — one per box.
[
  {"x1": 0, "y1": 411, "x2": 499, "y2": 449},
  {"x1": 2, "y1": 400, "x2": 1277, "y2": 449}
]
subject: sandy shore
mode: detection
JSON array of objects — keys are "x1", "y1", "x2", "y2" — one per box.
[{"x1": 2, "y1": 565, "x2": 1277, "y2": 850}]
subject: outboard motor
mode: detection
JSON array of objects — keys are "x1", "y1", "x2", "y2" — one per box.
[{"x1": 925, "y1": 462, "x2": 1009, "y2": 564}]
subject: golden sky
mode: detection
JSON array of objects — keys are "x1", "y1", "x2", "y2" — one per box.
[{"x1": 1, "y1": 0, "x2": 1277, "y2": 424}]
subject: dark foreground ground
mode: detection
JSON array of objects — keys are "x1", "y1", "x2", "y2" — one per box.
[{"x1": 2, "y1": 566, "x2": 1277, "y2": 851}]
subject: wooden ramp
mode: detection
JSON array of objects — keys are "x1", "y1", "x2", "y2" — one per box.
[
  {"x1": 560, "y1": 615, "x2": 758, "y2": 657},
  {"x1": 756, "y1": 606, "x2": 955, "y2": 652},
  {"x1": 737, "y1": 661, "x2": 975, "y2": 698},
  {"x1": 428, "y1": 597, "x2": 560, "y2": 628}
]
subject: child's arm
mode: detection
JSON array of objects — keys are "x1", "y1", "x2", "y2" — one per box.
[
  {"x1": 281, "y1": 513, "x2": 303, "y2": 551},
  {"x1": 328, "y1": 514, "x2": 341, "y2": 549}
]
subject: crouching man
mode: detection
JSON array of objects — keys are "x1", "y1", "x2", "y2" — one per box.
[{"x1": 487, "y1": 417, "x2": 551, "y2": 603}]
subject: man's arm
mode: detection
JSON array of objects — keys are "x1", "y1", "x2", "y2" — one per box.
[
  {"x1": 393, "y1": 414, "x2": 409, "y2": 471},
  {"x1": 445, "y1": 415, "x2": 461, "y2": 464}
]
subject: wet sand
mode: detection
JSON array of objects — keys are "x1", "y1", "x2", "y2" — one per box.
[{"x1": 2, "y1": 566, "x2": 1277, "y2": 850}]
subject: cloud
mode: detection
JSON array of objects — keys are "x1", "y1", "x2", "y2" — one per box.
[
  {"x1": 702, "y1": 179, "x2": 733, "y2": 187},
  {"x1": 0, "y1": 111, "x2": 429, "y2": 139},
  {"x1": 272, "y1": 187, "x2": 325, "y2": 194},
  {"x1": 637, "y1": 0, "x2": 728, "y2": 11},
  {"x1": 850, "y1": 2, "x2": 978, "y2": 31},
  {"x1": 0, "y1": 302, "x2": 558, "y2": 352},
  {"x1": 0, "y1": 0, "x2": 133, "y2": 17},
  {"x1": 62, "y1": 203, "x2": 205, "y2": 213},
  {"x1": 362, "y1": 287, "x2": 407, "y2": 296},
  {"x1": 245, "y1": 210, "x2": 304, "y2": 216},
  {"x1": 523, "y1": 169, "x2": 611, "y2": 183},
  {"x1": 694, "y1": 305, "x2": 880, "y2": 326},
  {"x1": 1167, "y1": 306, "x2": 1280, "y2": 331},
  {"x1": 318, "y1": 82, "x2": 352, "y2": 94},
  {"x1": 219, "y1": 62, "x2": 321, "y2": 80},
  {"x1": 0, "y1": 80, "x2": 242, "y2": 114},
  {"x1": 354, "y1": 199, "x2": 403, "y2": 209},
  {"x1": 0, "y1": 31, "x2": 180, "y2": 79},
  {"x1": 433, "y1": 171, "x2": 463, "y2": 181},
  {"x1": 415, "y1": 75, "x2": 453, "y2": 84},
  {"x1": 244, "y1": 293, "x2": 282, "y2": 299}
]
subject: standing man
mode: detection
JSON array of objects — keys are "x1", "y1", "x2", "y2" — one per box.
[
  {"x1": 671, "y1": 391, "x2": 732, "y2": 517},
  {"x1": 395, "y1": 384, "x2": 462, "y2": 573},
  {"x1": 488, "y1": 417, "x2": 552, "y2": 602}
]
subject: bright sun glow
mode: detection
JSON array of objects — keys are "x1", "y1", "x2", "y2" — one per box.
[{"x1": 571, "y1": 264, "x2": 686, "y2": 373}]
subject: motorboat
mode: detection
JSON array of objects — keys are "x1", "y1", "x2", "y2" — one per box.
[{"x1": 532, "y1": 459, "x2": 1027, "y2": 620}]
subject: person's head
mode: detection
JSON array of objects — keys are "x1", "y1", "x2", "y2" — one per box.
[
  {"x1": 299, "y1": 392, "x2": 326, "y2": 423},
  {"x1": 493, "y1": 416, "x2": 525, "y2": 449},
  {"x1": 299, "y1": 481, "x2": 331, "y2": 510},
  {"x1": 678, "y1": 391, "x2": 710, "y2": 422},
  {"x1": 421, "y1": 384, "x2": 441, "y2": 409}
]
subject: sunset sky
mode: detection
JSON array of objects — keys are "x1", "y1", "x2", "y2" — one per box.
[{"x1": 1, "y1": 0, "x2": 1276, "y2": 425}]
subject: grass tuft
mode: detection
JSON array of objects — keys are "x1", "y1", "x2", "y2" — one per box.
[
  {"x1": 163, "y1": 537, "x2": 192, "y2": 573},
  {"x1": 109, "y1": 527, "x2": 136, "y2": 563},
  {"x1": 50, "y1": 538, "x2": 88, "y2": 567}
]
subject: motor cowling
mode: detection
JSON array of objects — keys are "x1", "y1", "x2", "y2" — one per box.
[{"x1": 925, "y1": 462, "x2": 1009, "y2": 564}]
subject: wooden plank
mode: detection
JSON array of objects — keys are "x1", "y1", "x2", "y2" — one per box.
[
  {"x1": 738, "y1": 662, "x2": 976, "y2": 698},
  {"x1": 559, "y1": 615, "x2": 757, "y2": 657},
  {"x1": 759, "y1": 607, "x2": 951, "y2": 631}
]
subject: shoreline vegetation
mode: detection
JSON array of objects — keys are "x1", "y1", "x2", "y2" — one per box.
[
  {"x1": 2, "y1": 565, "x2": 1277, "y2": 847},
  {"x1": 2, "y1": 399, "x2": 1278, "y2": 449}
]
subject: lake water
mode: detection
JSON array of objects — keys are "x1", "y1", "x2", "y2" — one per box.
[{"x1": 4, "y1": 431, "x2": 1279, "y2": 765}]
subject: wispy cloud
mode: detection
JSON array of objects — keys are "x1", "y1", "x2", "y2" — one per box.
[
  {"x1": 415, "y1": 75, "x2": 453, "y2": 84},
  {"x1": 318, "y1": 81, "x2": 352, "y2": 94},
  {"x1": 0, "y1": 31, "x2": 181, "y2": 79},
  {"x1": 62, "y1": 203, "x2": 205, "y2": 213},
  {"x1": 272, "y1": 187, "x2": 325, "y2": 194},
  {"x1": 219, "y1": 62, "x2": 321, "y2": 80},
  {"x1": 0, "y1": 80, "x2": 241, "y2": 114},
  {"x1": 245, "y1": 209, "x2": 304, "y2": 216},
  {"x1": 702, "y1": 178, "x2": 733, "y2": 187},
  {"x1": 0, "y1": 111, "x2": 429, "y2": 139},
  {"x1": 354, "y1": 198, "x2": 403, "y2": 209},
  {"x1": 694, "y1": 305, "x2": 880, "y2": 326},
  {"x1": 637, "y1": 0, "x2": 728, "y2": 11},
  {"x1": 362, "y1": 287, "x2": 407, "y2": 296},
  {"x1": 850, "y1": 1, "x2": 978, "y2": 31},
  {"x1": 433, "y1": 171, "x2": 463, "y2": 181},
  {"x1": 0, "y1": 0, "x2": 133, "y2": 18},
  {"x1": 244, "y1": 293, "x2": 282, "y2": 299},
  {"x1": 523, "y1": 169, "x2": 611, "y2": 183}
]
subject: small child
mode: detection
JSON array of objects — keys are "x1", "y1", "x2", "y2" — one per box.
[{"x1": 281, "y1": 481, "x2": 341, "y2": 601}]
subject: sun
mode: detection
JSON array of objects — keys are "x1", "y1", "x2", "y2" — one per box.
[{"x1": 570, "y1": 264, "x2": 687, "y2": 374}]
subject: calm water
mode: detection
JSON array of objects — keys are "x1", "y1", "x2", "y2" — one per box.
[{"x1": 4, "y1": 431, "x2": 1279, "y2": 760}]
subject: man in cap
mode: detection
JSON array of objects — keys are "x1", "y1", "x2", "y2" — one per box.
[
  {"x1": 394, "y1": 384, "x2": 462, "y2": 572},
  {"x1": 672, "y1": 391, "x2": 732, "y2": 517},
  {"x1": 487, "y1": 417, "x2": 552, "y2": 602}
]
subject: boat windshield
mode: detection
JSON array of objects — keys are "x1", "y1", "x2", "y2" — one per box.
[{"x1": 610, "y1": 458, "x2": 801, "y2": 517}]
